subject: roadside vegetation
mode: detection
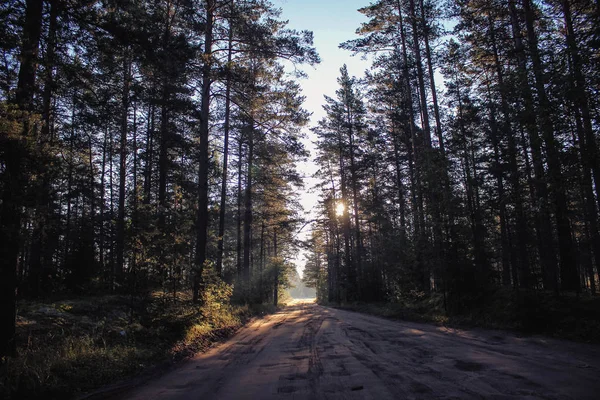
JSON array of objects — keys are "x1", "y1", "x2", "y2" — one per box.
[
  {"x1": 329, "y1": 289, "x2": 600, "y2": 343},
  {"x1": 0, "y1": 279, "x2": 278, "y2": 400}
]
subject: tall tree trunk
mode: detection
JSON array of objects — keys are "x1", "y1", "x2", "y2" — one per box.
[
  {"x1": 338, "y1": 129, "x2": 353, "y2": 302},
  {"x1": 116, "y1": 54, "x2": 131, "y2": 284},
  {"x1": 259, "y1": 222, "x2": 265, "y2": 302},
  {"x1": 347, "y1": 116, "x2": 363, "y2": 299},
  {"x1": 144, "y1": 91, "x2": 155, "y2": 205},
  {"x1": 522, "y1": 0, "x2": 578, "y2": 292},
  {"x1": 194, "y1": 0, "x2": 214, "y2": 303},
  {"x1": 100, "y1": 130, "x2": 107, "y2": 276},
  {"x1": 326, "y1": 230, "x2": 334, "y2": 302},
  {"x1": 273, "y1": 229, "x2": 278, "y2": 306},
  {"x1": 563, "y1": 0, "x2": 598, "y2": 292},
  {"x1": 237, "y1": 136, "x2": 244, "y2": 278},
  {"x1": 455, "y1": 75, "x2": 487, "y2": 274},
  {"x1": 0, "y1": 0, "x2": 43, "y2": 358},
  {"x1": 64, "y1": 106, "x2": 75, "y2": 270},
  {"x1": 131, "y1": 100, "x2": 139, "y2": 314},
  {"x1": 418, "y1": 0, "x2": 444, "y2": 154},
  {"x1": 41, "y1": 0, "x2": 59, "y2": 143},
  {"x1": 486, "y1": 90, "x2": 511, "y2": 286},
  {"x1": 407, "y1": 0, "x2": 432, "y2": 147},
  {"x1": 158, "y1": 3, "x2": 174, "y2": 226},
  {"x1": 242, "y1": 123, "x2": 254, "y2": 289},
  {"x1": 108, "y1": 119, "x2": 115, "y2": 289},
  {"x1": 508, "y1": 0, "x2": 557, "y2": 290},
  {"x1": 391, "y1": 119, "x2": 406, "y2": 237},
  {"x1": 216, "y1": 20, "x2": 234, "y2": 277},
  {"x1": 158, "y1": 87, "x2": 169, "y2": 227},
  {"x1": 561, "y1": 0, "x2": 600, "y2": 212},
  {"x1": 395, "y1": 2, "x2": 426, "y2": 287},
  {"x1": 573, "y1": 101, "x2": 599, "y2": 294},
  {"x1": 409, "y1": 0, "x2": 446, "y2": 293},
  {"x1": 87, "y1": 134, "x2": 96, "y2": 282},
  {"x1": 488, "y1": 12, "x2": 529, "y2": 288},
  {"x1": 29, "y1": 0, "x2": 60, "y2": 297},
  {"x1": 327, "y1": 165, "x2": 341, "y2": 303}
]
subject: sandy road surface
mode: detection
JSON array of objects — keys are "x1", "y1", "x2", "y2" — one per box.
[{"x1": 123, "y1": 300, "x2": 600, "y2": 400}]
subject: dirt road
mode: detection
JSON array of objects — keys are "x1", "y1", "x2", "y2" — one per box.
[{"x1": 124, "y1": 300, "x2": 600, "y2": 399}]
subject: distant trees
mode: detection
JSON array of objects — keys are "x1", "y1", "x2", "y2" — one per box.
[
  {"x1": 308, "y1": 0, "x2": 599, "y2": 307},
  {"x1": 313, "y1": 65, "x2": 369, "y2": 302},
  {"x1": 0, "y1": 0, "x2": 318, "y2": 358}
]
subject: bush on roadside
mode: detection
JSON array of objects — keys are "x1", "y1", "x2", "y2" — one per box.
[
  {"x1": 330, "y1": 288, "x2": 600, "y2": 343},
  {"x1": 0, "y1": 281, "x2": 275, "y2": 400}
]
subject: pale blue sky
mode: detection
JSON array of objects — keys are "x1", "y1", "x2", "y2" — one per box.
[
  {"x1": 277, "y1": 0, "x2": 371, "y2": 123},
  {"x1": 275, "y1": 0, "x2": 373, "y2": 275}
]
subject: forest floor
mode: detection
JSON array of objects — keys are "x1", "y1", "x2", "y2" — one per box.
[
  {"x1": 334, "y1": 289, "x2": 600, "y2": 344},
  {"x1": 120, "y1": 300, "x2": 600, "y2": 399},
  {"x1": 0, "y1": 292, "x2": 277, "y2": 400}
]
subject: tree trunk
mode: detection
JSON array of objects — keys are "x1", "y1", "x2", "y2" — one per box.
[
  {"x1": 486, "y1": 91, "x2": 511, "y2": 286},
  {"x1": 193, "y1": 0, "x2": 214, "y2": 303},
  {"x1": 455, "y1": 75, "x2": 487, "y2": 275},
  {"x1": 338, "y1": 129, "x2": 353, "y2": 302},
  {"x1": 144, "y1": 91, "x2": 155, "y2": 205},
  {"x1": 418, "y1": 0, "x2": 444, "y2": 154},
  {"x1": 563, "y1": 0, "x2": 598, "y2": 292},
  {"x1": 116, "y1": 54, "x2": 131, "y2": 284},
  {"x1": 273, "y1": 229, "x2": 278, "y2": 306},
  {"x1": 28, "y1": 0, "x2": 60, "y2": 297},
  {"x1": 242, "y1": 123, "x2": 254, "y2": 289},
  {"x1": 522, "y1": 0, "x2": 578, "y2": 292},
  {"x1": 347, "y1": 114, "x2": 363, "y2": 299},
  {"x1": 0, "y1": 0, "x2": 43, "y2": 358},
  {"x1": 488, "y1": 13, "x2": 529, "y2": 288},
  {"x1": 259, "y1": 222, "x2": 265, "y2": 302},
  {"x1": 216, "y1": 19, "x2": 234, "y2": 277},
  {"x1": 237, "y1": 135, "x2": 244, "y2": 278},
  {"x1": 395, "y1": 1, "x2": 425, "y2": 286},
  {"x1": 100, "y1": 130, "x2": 107, "y2": 276},
  {"x1": 508, "y1": 0, "x2": 556, "y2": 290},
  {"x1": 407, "y1": 0, "x2": 432, "y2": 147},
  {"x1": 158, "y1": 85, "x2": 169, "y2": 227}
]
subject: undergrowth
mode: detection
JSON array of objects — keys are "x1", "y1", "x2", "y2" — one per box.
[
  {"x1": 0, "y1": 289, "x2": 277, "y2": 400},
  {"x1": 330, "y1": 288, "x2": 600, "y2": 343}
]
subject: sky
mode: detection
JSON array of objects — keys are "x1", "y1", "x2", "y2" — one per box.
[{"x1": 274, "y1": 0, "x2": 373, "y2": 276}]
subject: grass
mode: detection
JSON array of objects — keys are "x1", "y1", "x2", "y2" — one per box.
[
  {"x1": 0, "y1": 292, "x2": 277, "y2": 400},
  {"x1": 330, "y1": 288, "x2": 600, "y2": 343}
]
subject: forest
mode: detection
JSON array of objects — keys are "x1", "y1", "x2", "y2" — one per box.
[
  {"x1": 1, "y1": 0, "x2": 599, "y2": 398},
  {"x1": 304, "y1": 0, "x2": 600, "y2": 309}
]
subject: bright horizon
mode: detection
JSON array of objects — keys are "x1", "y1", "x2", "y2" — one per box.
[{"x1": 276, "y1": 0, "x2": 372, "y2": 276}]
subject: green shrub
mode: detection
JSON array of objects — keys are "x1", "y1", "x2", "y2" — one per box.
[{"x1": 1, "y1": 292, "x2": 276, "y2": 400}]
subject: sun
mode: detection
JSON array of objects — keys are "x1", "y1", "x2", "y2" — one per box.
[{"x1": 335, "y1": 202, "x2": 345, "y2": 216}]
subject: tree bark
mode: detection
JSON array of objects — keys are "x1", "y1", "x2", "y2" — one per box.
[
  {"x1": 28, "y1": 0, "x2": 61, "y2": 297},
  {"x1": 522, "y1": 0, "x2": 578, "y2": 292},
  {"x1": 488, "y1": 13, "x2": 529, "y2": 288},
  {"x1": 273, "y1": 229, "x2": 278, "y2": 306},
  {"x1": 563, "y1": 0, "x2": 598, "y2": 292},
  {"x1": 242, "y1": 122, "x2": 254, "y2": 290},
  {"x1": 508, "y1": 0, "x2": 556, "y2": 290},
  {"x1": 347, "y1": 108, "x2": 363, "y2": 299},
  {"x1": 143, "y1": 90, "x2": 155, "y2": 205},
  {"x1": 216, "y1": 19, "x2": 234, "y2": 277},
  {"x1": 193, "y1": 0, "x2": 214, "y2": 303},
  {"x1": 116, "y1": 54, "x2": 131, "y2": 284},
  {"x1": 237, "y1": 135, "x2": 244, "y2": 278},
  {"x1": 418, "y1": 0, "x2": 444, "y2": 154},
  {"x1": 0, "y1": 0, "x2": 43, "y2": 358},
  {"x1": 407, "y1": 0, "x2": 432, "y2": 147}
]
